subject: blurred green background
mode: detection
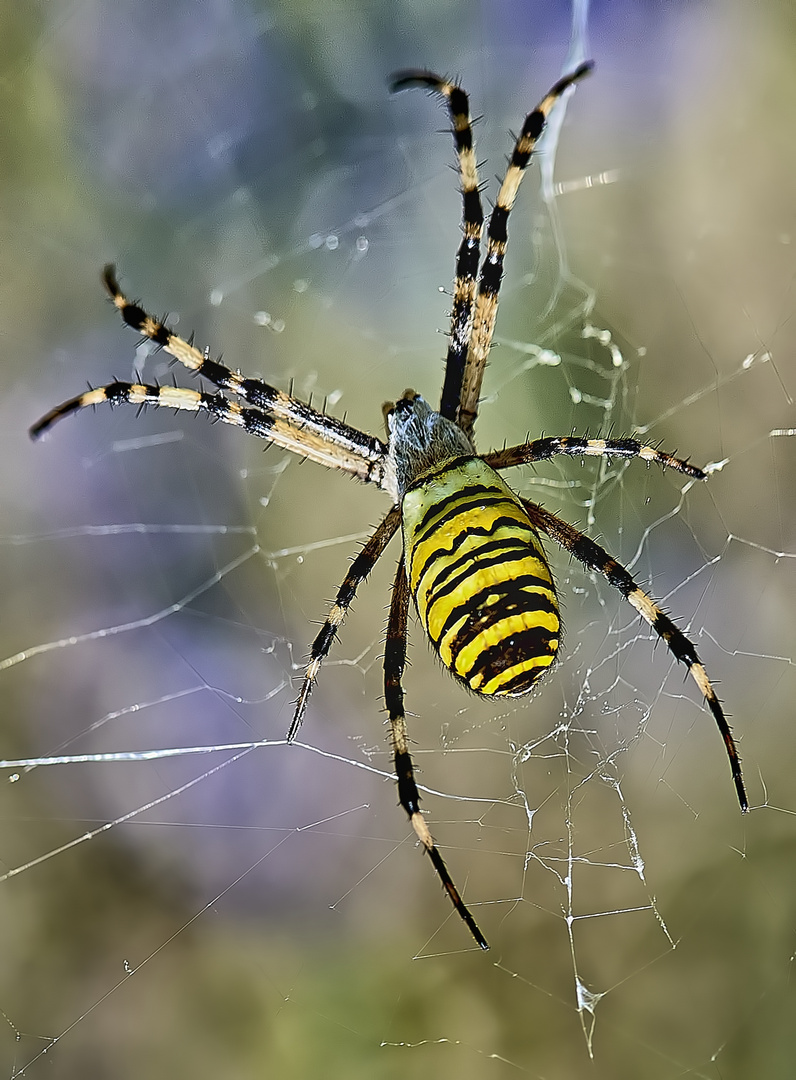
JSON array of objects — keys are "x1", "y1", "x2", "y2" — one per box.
[{"x1": 1, "y1": 1, "x2": 795, "y2": 1076}]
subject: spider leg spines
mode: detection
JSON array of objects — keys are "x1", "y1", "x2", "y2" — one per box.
[
  {"x1": 483, "y1": 435, "x2": 707, "y2": 480},
  {"x1": 388, "y1": 70, "x2": 452, "y2": 95},
  {"x1": 98, "y1": 268, "x2": 391, "y2": 481},
  {"x1": 33, "y1": 270, "x2": 389, "y2": 484}
]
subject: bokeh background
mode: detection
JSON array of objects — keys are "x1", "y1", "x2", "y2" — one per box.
[{"x1": 1, "y1": 1, "x2": 795, "y2": 1076}]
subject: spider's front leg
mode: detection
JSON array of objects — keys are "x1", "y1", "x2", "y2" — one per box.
[
  {"x1": 458, "y1": 61, "x2": 593, "y2": 437},
  {"x1": 384, "y1": 558, "x2": 489, "y2": 950},
  {"x1": 389, "y1": 70, "x2": 485, "y2": 423}
]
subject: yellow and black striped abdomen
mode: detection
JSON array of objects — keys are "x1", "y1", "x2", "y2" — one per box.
[{"x1": 402, "y1": 457, "x2": 559, "y2": 697}]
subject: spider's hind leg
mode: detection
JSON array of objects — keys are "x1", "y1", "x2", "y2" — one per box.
[
  {"x1": 522, "y1": 499, "x2": 747, "y2": 812},
  {"x1": 384, "y1": 557, "x2": 489, "y2": 950}
]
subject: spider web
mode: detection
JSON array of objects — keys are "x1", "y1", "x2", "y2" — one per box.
[{"x1": 2, "y1": 1, "x2": 796, "y2": 1076}]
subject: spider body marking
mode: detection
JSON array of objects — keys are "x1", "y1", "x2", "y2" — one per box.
[
  {"x1": 32, "y1": 60, "x2": 747, "y2": 952},
  {"x1": 388, "y1": 394, "x2": 559, "y2": 696}
]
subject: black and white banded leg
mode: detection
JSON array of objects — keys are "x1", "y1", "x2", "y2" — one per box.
[
  {"x1": 390, "y1": 70, "x2": 485, "y2": 424},
  {"x1": 30, "y1": 379, "x2": 384, "y2": 483},
  {"x1": 484, "y1": 434, "x2": 707, "y2": 480},
  {"x1": 99, "y1": 265, "x2": 388, "y2": 481},
  {"x1": 288, "y1": 506, "x2": 401, "y2": 742},
  {"x1": 384, "y1": 557, "x2": 489, "y2": 950},
  {"x1": 459, "y1": 62, "x2": 593, "y2": 437},
  {"x1": 522, "y1": 499, "x2": 748, "y2": 811}
]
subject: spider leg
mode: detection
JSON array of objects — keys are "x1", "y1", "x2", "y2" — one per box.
[
  {"x1": 484, "y1": 435, "x2": 707, "y2": 480},
  {"x1": 288, "y1": 506, "x2": 401, "y2": 742},
  {"x1": 389, "y1": 71, "x2": 484, "y2": 423},
  {"x1": 521, "y1": 498, "x2": 748, "y2": 812},
  {"x1": 30, "y1": 379, "x2": 388, "y2": 484},
  {"x1": 98, "y1": 265, "x2": 387, "y2": 475},
  {"x1": 384, "y1": 556, "x2": 489, "y2": 949},
  {"x1": 459, "y1": 62, "x2": 592, "y2": 438}
]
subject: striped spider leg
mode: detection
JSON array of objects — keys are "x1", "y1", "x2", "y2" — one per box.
[
  {"x1": 389, "y1": 69, "x2": 485, "y2": 424},
  {"x1": 32, "y1": 265, "x2": 390, "y2": 485},
  {"x1": 482, "y1": 433, "x2": 745, "y2": 807},
  {"x1": 520, "y1": 500, "x2": 747, "y2": 812},
  {"x1": 482, "y1": 434, "x2": 708, "y2": 480},
  {"x1": 31, "y1": 375, "x2": 387, "y2": 484},
  {"x1": 393, "y1": 63, "x2": 592, "y2": 437},
  {"x1": 288, "y1": 506, "x2": 400, "y2": 741},
  {"x1": 459, "y1": 61, "x2": 592, "y2": 437},
  {"x1": 385, "y1": 556, "x2": 489, "y2": 950}
]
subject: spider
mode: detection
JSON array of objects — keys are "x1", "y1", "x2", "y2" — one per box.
[{"x1": 32, "y1": 62, "x2": 747, "y2": 951}]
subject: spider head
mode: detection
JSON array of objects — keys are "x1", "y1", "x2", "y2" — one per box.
[{"x1": 384, "y1": 391, "x2": 474, "y2": 498}]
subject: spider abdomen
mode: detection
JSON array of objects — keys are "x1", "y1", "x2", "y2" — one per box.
[{"x1": 402, "y1": 457, "x2": 559, "y2": 697}]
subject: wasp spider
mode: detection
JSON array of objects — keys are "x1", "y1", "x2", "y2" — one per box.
[{"x1": 32, "y1": 62, "x2": 747, "y2": 950}]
